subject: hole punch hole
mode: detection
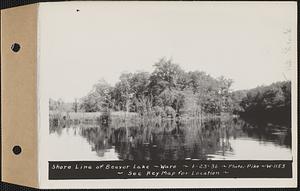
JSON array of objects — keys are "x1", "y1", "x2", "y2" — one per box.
[
  {"x1": 12, "y1": 145, "x2": 22, "y2": 155},
  {"x1": 11, "y1": 43, "x2": 21, "y2": 53},
  {"x1": 76, "y1": 9, "x2": 80, "y2": 12}
]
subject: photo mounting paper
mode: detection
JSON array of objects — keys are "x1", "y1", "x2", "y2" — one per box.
[{"x1": 36, "y1": 1, "x2": 297, "y2": 189}]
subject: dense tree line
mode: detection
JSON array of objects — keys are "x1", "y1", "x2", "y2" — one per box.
[
  {"x1": 50, "y1": 58, "x2": 291, "y2": 120},
  {"x1": 238, "y1": 81, "x2": 291, "y2": 120},
  {"x1": 78, "y1": 58, "x2": 236, "y2": 117}
]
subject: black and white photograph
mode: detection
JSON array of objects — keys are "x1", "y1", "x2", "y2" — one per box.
[
  {"x1": 34, "y1": 1, "x2": 297, "y2": 188},
  {"x1": 48, "y1": 61, "x2": 293, "y2": 161},
  {"x1": 45, "y1": 2, "x2": 294, "y2": 162}
]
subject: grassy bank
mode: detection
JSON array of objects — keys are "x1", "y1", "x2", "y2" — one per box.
[
  {"x1": 49, "y1": 110, "x2": 238, "y2": 128},
  {"x1": 50, "y1": 111, "x2": 138, "y2": 120}
]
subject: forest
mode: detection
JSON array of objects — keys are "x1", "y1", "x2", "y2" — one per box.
[{"x1": 49, "y1": 58, "x2": 291, "y2": 120}]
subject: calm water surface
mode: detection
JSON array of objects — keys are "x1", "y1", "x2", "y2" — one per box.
[{"x1": 49, "y1": 117, "x2": 291, "y2": 160}]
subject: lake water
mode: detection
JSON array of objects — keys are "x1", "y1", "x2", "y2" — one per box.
[{"x1": 48, "y1": 117, "x2": 292, "y2": 161}]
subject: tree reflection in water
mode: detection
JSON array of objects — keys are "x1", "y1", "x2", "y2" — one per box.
[{"x1": 49, "y1": 117, "x2": 291, "y2": 160}]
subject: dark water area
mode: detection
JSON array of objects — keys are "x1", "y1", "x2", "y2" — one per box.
[
  {"x1": 239, "y1": 107, "x2": 291, "y2": 126},
  {"x1": 49, "y1": 116, "x2": 292, "y2": 161}
]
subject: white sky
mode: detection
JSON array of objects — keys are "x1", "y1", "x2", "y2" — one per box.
[{"x1": 38, "y1": 2, "x2": 297, "y2": 102}]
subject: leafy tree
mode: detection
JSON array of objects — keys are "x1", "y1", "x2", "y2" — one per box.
[
  {"x1": 158, "y1": 89, "x2": 176, "y2": 108},
  {"x1": 80, "y1": 80, "x2": 112, "y2": 112},
  {"x1": 112, "y1": 73, "x2": 134, "y2": 112},
  {"x1": 239, "y1": 81, "x2": 291, "y2": 117},
  {"x1": 153, "y1": 106, "x2": 166, "y2": 117},
  {"x1": 149, "y1": 58, "x2": 185, "y2": 94},
  {"x1": 217, "y1": 76, "x2": 234, "y2": 112},
  {"x1": 164, "y1": 106, "x2": 176, "y2": 118},
  {"x1": 73, "y1": 57, "x2": 291, "y2": 120},
  {"x1": 134, "y1": 95, "x2": 153, "y2": 115},
  {"x1": 49, "y1": 98, "x2": 62, "y2": 111},
  {"x1": 130, "y1": 71, "x2": 150, "y2": 98},
  {"x1": 230, "y1": 90, "x2": 247, "y2": 113},
  {"x1": 49, "y1": 98, "x2": 70, "y2": 112}
]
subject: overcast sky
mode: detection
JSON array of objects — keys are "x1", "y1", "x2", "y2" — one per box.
[{"x1": 38, "y1": 2, "x2": 297, "y2": 102}]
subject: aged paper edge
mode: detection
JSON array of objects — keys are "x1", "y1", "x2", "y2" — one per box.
[{"x1": 1, "y1": 3, "x2": 39, "y2": 188}]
